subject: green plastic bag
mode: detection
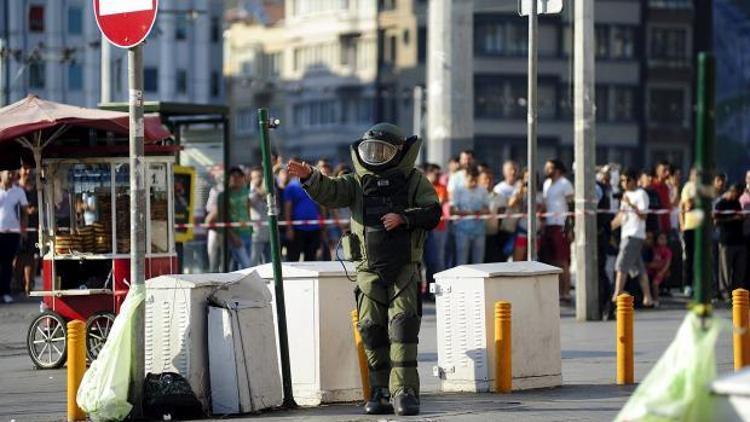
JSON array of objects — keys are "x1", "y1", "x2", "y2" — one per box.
[
  {"x1": 77, "y1": 284, "x2": 146, "y2": 422},
  {"x1": 615, "y1": 313, "x2": 724, "y2": 422}
]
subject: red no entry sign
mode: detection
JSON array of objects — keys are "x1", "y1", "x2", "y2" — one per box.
[{"x1": 93, "y1": 0, "x2": 159, "y2": 49}]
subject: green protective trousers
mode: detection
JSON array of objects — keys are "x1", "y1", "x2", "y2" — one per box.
[{"x1": 356, "y1": 264, "x2": 421, "y2": 397}]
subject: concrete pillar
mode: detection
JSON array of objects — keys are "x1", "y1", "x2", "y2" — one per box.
[
  {"x1": 194, "y1": 0, "x2": 212, "y2": 103},
  {"x1": 158, "y1": 0, "x2": 176, "y2": 100},
  {"x1": 426, "y1": 0, "x2": 474, "y2": 165},
  {"x1": 45, "y1": 0, "x2": 63, "y2": 101},
  {"x1": 84, "y1": 8, "x2": 101, "y2": 107}
]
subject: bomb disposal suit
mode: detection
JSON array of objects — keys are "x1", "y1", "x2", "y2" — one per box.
[{"x1": 299, "y1": 123, "x2": 440, "y2": 416}]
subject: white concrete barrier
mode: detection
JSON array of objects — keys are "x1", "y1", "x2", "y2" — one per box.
[
  {"x1": 250, "y1": 261, "x2": 361, "y2": 406},
  {"x1": 712, "y1": 368, "x2": 750, "y2": 421},
  {"x1": 433, "y1": 261, "x2": 563, "y2": 392}
]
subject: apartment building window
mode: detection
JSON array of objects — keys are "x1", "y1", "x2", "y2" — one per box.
[
  {"x1": 475, "y1": 18, "x2": 527, "y2": 56},
  {"x1": 595, "y1": 25, "x2": 635, "y2": 59},
  {"x1": 211, "y1": 17, "x2": 221, "y2": 43},
  {"x1": 475, "y1": 76, "x2": 555, "y2": 120},
  {"x1": 613, "y1": 86, "x2": 635, "y2": 121},
  {"x1": 649, "y1": 88, "x2": 685, "y2": 125},
  {"x1": 211, "y1": 72, "x2": 221, "y2": 97},
  {"x1": 384, "y1": 34, "x2": 398, "y2": 65},
  {"x1": 340, "y1": 37, "x2": 356, "y2": 67},
  {"x1": 29, "y1": 61, "x2": 45, "y2": 89},
  {"x1": 235, "y1": 108, "x2": 255, "y2": 135},
  {"x1": 595, "y1": 26, "x2": 609, "y2": 58},
  {"x1": 267, "y1": 52, "x2": 282, "y2": 77},
  {"x1": 379, "y1": 0, "x2": 397, "y2": 11},
  {"x1": 650, "y1": 27, "x2": 687, "y2": 60},
  {"x1": 144, "y1": 67, "x2": 158, "y2": 93},
  {"x1": 29, "y1": 5, "x2": 45, "y2": 32},
  {"x1": 176, "y1": 14, "x2": 188, "y2": 40},
  {"x1": 596, "y1": 85, "x2": 609, "y2": 121},
  {"x1": 291, "y1": 0, "x2": 350, "y2": 16},
  {"x1": 68, "y1": 62, "x2": 83, "y2": 91},
  {"x1": 67, "y1": 6, "x2": 83, "y2": 35},
  {"x1": 293, "y1": 100, "x2": 338, "y2": 128},
  {"x1": 176, "y1": 70, "x2": 187, "y2": 95},
  {"x1": 650, "y1": 0, "x2": 692, "y2": 8},
  {"x1": 611, "y1": 26, "x2": 635, "y2": 59},
  {"x1": 293, "y1": 43, "x2": 337, "y2": 72},
  {"x1": 417, "y1": 27, "x2": 427, "y2": 64}
]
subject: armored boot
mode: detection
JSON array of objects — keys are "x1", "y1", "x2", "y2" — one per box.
[
  {"x1": 393, "y1": 388, "x2": 420, "y2": 416},
  {"x1": 364, "y1": 387, "x2": 394, "y2": 415}
]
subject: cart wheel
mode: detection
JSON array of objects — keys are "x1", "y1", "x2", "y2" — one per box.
[
  {"x1": 86, "y1": 312, "x2": 116, "y2": 361},
  {"x1": 27, "y1": 311, "x2": 67, "y2": 369}
]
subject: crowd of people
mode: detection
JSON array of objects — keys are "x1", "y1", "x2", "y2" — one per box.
[
  {"x1": 1, "y1": 153, "x2": 748, "y2": 313},
  {"x1": 207, "y1": 152, "x2": 750, "y2": 314}
]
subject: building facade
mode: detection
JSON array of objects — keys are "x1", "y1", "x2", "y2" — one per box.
[
  {"x1": 0, "y1": 0, "x2": 225, "y2": 108},
  {"x1": 226, "y1": 0, "x2": 696, "y2": 170}
]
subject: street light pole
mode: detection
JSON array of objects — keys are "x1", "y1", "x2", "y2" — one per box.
[
  {"x1": 574, "y1": 0, "x2": 599, "y2": 321},
  {"x1": 526, "y1": 0, "x2": 538, "y2": 261},
  {"x1": 127, "y1": 44, "x2": 146, "y2": 418}
]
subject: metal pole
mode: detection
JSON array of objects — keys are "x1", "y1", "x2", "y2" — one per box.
[
  {"x1": 574, "y1": 0, "x2": 599, "y2": 321},
  {"x1": 413, "y1": 85, "x2": 424, "y2": 164},
  {"x1": 222, "y1": 117, "x2": 231, "y2": 272},
  {"x1": 257, "y1": 108, "x2": 297, "y2": 409},
  {"x1": 526, "y1": 0, "x2": 538, "y2": 261},
  {"x1": 693, "y1": 53, "x2": 714, "y2": 313},
  {"x1": 101, "y1": 36, "x2": 111, "y2": 104},
  {"x1": 127, "y1": 44, "x2": 145, "y2": 418}
]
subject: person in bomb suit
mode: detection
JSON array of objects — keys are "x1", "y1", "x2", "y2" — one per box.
[{"x1": 287, "y1": 123, "x2": 441, "y2": 416}]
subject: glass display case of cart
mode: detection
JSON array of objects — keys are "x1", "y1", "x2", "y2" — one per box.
[{"x1": 44, "y1": 157, "x2": 176, "y2": 292}]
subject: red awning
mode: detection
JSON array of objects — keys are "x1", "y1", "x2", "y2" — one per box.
[{"x1": 0, "y1": 95, "x2": 171, "y2": 143}]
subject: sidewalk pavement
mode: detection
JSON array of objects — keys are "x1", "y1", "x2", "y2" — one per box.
[{"x1": 0, "y1": 296, "x2": 735, "y2": 422}]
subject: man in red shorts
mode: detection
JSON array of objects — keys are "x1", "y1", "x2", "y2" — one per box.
[{"x1": 540, "y1": 159, "x2": 574, "y2": 301}]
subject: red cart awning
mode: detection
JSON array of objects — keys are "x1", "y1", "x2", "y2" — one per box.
[{"x1": 0, "y1": 95, "x2": 171, "y2": 143}]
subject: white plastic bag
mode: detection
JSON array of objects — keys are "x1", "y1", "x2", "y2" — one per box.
[
  {"x1": 77, "y1": 284, "x2": 145, "y2": 422},
  {"x1": 615, "y1": 313, "x2": 723, "y2": 422}
]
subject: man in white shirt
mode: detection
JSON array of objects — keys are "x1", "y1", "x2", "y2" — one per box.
[
  {"x1": 540, "y1": 159, "x2": 575, "y2": 300},
  {"x1": 0, "y1": 170, "x2": 28, "y2": 303},
  {"x1": 447, "y1": 150, "x2": 475, "y2": 197},
  {"x1": 612, "y1": 169, "x2": 655, "y2": 307},
  {"x1": 492, "y1": 160, "x2": 520, "y2": 262}
]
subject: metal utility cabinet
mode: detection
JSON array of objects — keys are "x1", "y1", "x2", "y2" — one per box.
[
  {"x1": 432, "y1": 262, "x2": 563, "y2": 392},
  {"x1": 250, "y1": 261, "x2": 361, "y2": 406}
]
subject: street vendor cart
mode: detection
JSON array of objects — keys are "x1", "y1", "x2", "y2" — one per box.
[{"x1": 0, "y1": 96, "x2": 177, "y2": 368}]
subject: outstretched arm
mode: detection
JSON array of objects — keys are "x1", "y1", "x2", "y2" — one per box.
[{"x1": 288, "y1": 160, "x2": 356, "y2": 209}]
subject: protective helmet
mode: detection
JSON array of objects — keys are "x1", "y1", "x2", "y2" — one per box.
[{"x1": 356, "y1": 123, "x2": 405, "y2": 167}]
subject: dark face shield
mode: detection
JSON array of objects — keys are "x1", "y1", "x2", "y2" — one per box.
[{"x1": 357, "y1": 140, "x2": 400, "y2": 167}]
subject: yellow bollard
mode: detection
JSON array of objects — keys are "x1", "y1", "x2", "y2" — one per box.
[
  {"x1": 351, "y1": 309, "x2": 371, "y2": 401},
  {"x1": 616, "y1": 294, "x2": 634, "y2": 385},
  {"x1": 67, "y1": 320, "x2": 86, "y2": 422},
  {"x1": 494, "y1": 301, "x2": 512, "y2": 393},
  {"x1": 732, "y1": 288, "x2": 750, "y2": 370}
]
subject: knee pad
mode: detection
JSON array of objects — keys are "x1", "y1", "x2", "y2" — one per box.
[
  {"x1": 389, "y1": 313, "x2": 420, "y2": 344},
  {"x1": 358, "y1": 318, "x2": 389, "y2": 349}
]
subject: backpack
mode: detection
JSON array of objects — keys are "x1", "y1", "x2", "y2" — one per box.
[{"x1": 143, "y1": 372, "x2": 204, "y2": 420}]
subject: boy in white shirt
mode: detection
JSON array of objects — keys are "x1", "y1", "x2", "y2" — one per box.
[{"x1": 611, "y1": 169, "x2": 655, "y2": 307}]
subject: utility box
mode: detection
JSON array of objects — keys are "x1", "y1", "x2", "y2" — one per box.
[
  {"x1": 712, "y1": 367, "x2": 750, "y2": 421},
  {"x1": 145, "y1": 272, "x2": 264, "y2": 410},
  {"x1": 432, "y1": 262, "x2": 562, "y2": 392},
  {"x1": 208, "y1": 274, "x2": 282, "y2": 414},
  {"x1": 248, "y1": 261, "x2": 361, "y2": 406}
]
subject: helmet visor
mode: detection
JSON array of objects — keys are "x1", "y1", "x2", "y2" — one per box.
[{"x1": 357, "y1": 140, "x2": 399, "y2": 166}]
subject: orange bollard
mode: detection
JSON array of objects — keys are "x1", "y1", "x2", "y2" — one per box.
[
  {"x1": 616, "y1": 294, "x2": 634, "y2": 385},
  {"x1": 732, "y1": 289, "x2": 750, "y2": 370},
  {"x1": 351, "y1": 309, "x2": 371, "y2": 400},
  {"x1": 67, "y1": 320, "x2": 86, "y2": 422},
  {"x1": 494, "y1": 301, "x2": 512, "y2": 393}
]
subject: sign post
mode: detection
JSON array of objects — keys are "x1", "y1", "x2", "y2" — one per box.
[{"x1": 93, "y1": 0, "x2": 159, "y2": 415}]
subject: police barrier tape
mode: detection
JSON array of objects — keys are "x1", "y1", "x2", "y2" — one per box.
[{"x1": 14, "y1": 209, "x2": 750, "y2": 232}]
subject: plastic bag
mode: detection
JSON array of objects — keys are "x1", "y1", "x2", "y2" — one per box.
[
  {"x1": 615, "y1": 313, "x2": 724, "y2": 422},
  {"x1": 77, "y1": 284, "x2": 146, "y2": 422}
]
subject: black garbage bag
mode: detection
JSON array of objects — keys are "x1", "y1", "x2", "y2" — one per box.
[{"x1": 143, "y1": 372, "x2": 204, "y2": 420}]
